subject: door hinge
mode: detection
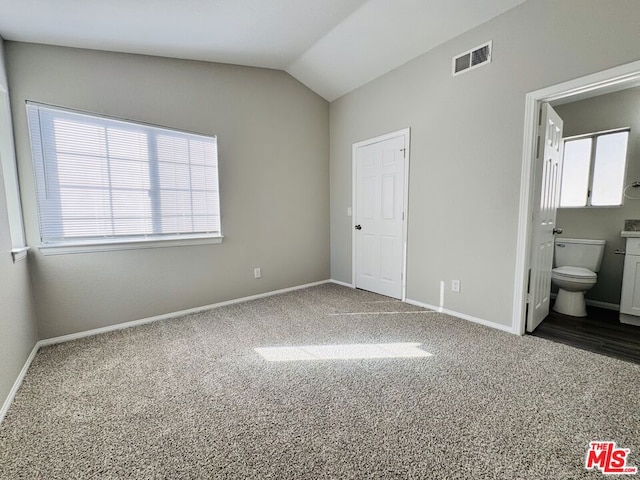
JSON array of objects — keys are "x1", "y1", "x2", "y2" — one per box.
[
  {"x1": 526, "y1": 293, "x2": 533, "y2": 304},
  {"x1": 402, "y1": 212, "x2": 405, "y2": 221},
  {"x1": 538, "y1": 107, "x2": 543, "y2": 127}
]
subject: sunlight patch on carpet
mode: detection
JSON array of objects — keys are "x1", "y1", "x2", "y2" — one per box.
[{"x1": 254, "y1": 342, "x2": 432, "y2": 361}]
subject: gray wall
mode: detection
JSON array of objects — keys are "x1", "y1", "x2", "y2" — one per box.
[
  {"x1": 0, "y1": 38, "x2": 39, "y2": 412},
  {"x1": 6, "y1": 42, "x2": 330, "y2": 339},
  {"x1": 555, "y1": 87, "x2": 640, "y2": 306},
  {"x1": 330, "y1": 0, "x2": 640, "y2": 327}
]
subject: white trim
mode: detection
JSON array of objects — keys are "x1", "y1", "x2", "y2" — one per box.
[
  {"x1": 0, "y1": 86, "x2": 26, "y2": 249},
  {"x1": 401, "y1": 131, "x2": 411, "y2": 302},
  {"x1": 620, "y1": 313, "x2": 640, "y2": 327},
  {"x1": 0, "y1": 342, "x2": 39, "y2": 425},
  {"x1": 584, "y1": 299, "x2": 620, "y2": 311},
  {"x1": 514, "y1": 59, "x2": 640, "y2": 336},
  {"x1": 352, "y1": 141, "x2": 356, "y2": 291},
  {"x1": 39, "y1": 235, "x2": 223, "y2": 255},
  {"x1": 11, "y1": 246, "x2": 29, "y2": 263},
  {"x1": 39, "y1": 280, "x2": 331, "y2": 346},
  {"x1": 513, "y1": 89, "x2": 538, "y2": 336},
  {"x1": 330, "y1": 279, "x2": 355, "y2": 288},
  {"x1": 405, "y1": 298, "x2": 515, "y2": 334},
  {"x1": 351, "y1": 127, "x2": 411, "y2": 301}
]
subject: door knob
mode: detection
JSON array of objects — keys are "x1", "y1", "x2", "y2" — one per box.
[
  {"x1": 354, "y1": 224, "x2": 362, "y2": 230},
  {"x1": 553, "y1": 227, "x2": 563, "y2": 235}
]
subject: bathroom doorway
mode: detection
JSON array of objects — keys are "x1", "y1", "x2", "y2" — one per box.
[
  {"x1": 514, "y1": 59, "x2": 640, "y2": 362},
  {"x1": 530, "y1": 87, "x2": 640, "y2": 364}
]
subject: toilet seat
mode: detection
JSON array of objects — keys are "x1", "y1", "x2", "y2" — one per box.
[{"x1": 552, "y1": 266, "x2": 596, "y2": 281}]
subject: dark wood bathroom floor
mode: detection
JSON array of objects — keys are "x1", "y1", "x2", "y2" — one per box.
[{"x1": 531, "y1": 305, "x2": 640, "y2": 364}]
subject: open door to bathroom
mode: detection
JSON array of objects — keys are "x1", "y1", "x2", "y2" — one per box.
[{"x1": 527, "y1": 103, "x2": 564, "y2": 332}]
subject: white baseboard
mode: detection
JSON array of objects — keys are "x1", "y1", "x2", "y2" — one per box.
[
  {"x1": 330, "y1": 279, "x2": 355, "y2": 288},
  {"x1": 405, "y1": 298, "x2": 515, "y2": 334},
  {"x1": 585, "y1": 299, "x2": 620, "y2": 311},
  {"x1": 0, "y1": 342, "x2": 39, "y2": 425},
  {"x1": 620, "y1": 313, "x2": 640, "y2": 326},
  {"x1": 39, "y1": 280, "x2": 332, "y2": 347}
]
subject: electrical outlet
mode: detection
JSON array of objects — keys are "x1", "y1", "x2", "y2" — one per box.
[
  {"x1": 451, "y1": 280, "x2": 460, "y2": 293},
  {"x1": 347, "y1": 207, "x2": 352, "y2": 217},
  {"x1": 254, "y1": 267, "x2": 262, "y2": 279}
]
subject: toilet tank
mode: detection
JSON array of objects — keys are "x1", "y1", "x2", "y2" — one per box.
[{"x1": 554, "y1": 238, "x2": 606, "y2": 272}]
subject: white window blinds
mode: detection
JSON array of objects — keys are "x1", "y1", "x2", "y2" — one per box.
[{"x1": 26, "y1": 103, "x2": 221, "y2": 245}]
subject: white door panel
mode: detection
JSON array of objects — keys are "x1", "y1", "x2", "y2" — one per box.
[
  {"x1": 362, "y1": 234, "x2": 375, "y2": 278},
  {"x1": 527, "y1": 103, "x2": 564, "y2": 332},
  {"x1": 381, "y1": 175, "x2": 395, "y2": 219},
  {"x1": 363, "y1": 176, "x2": 375, "y2": 219},
  {"x1": 355, "y1": 134, "x2": 405, "y2": 299}
]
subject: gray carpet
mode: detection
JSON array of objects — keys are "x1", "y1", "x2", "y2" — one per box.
[{"x1": 0, "y1": 284, "x2": 638, "y2": 479}]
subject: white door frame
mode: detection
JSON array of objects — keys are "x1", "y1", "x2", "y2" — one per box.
[
  {"x1": 513, "y1": 59, "x2": 640, "y2": 335},
  {"x1": 352, "y1": 127, "x2": 411, "y2": 300}
]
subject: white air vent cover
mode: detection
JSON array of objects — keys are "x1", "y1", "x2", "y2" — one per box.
[{"x1": 452, "y1": 41, "x2": 492, "y2": 76}]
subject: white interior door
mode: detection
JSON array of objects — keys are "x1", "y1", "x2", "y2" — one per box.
[
  {"x1": 354, "y1": 134, "x2": 406, "y2": 299},
  {"x1": 527, "y1": 103, "x2": 564, "y2": 332}
]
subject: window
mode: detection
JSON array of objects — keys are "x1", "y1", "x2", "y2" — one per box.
[
  {"x1": 26, "y1": 103, "x2": 221, "y2": 252},
  {"x1": 559, "y1": 129, "x2": 629, "y2": 207}
]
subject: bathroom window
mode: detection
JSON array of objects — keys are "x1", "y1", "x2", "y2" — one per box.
[{"x1": 559, "y1": 129, "x2": 629, "y2": 208}]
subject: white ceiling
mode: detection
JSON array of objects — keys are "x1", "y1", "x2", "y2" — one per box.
[{"x1": 0, "y1": 0, "x2": 526, "y2": 101}]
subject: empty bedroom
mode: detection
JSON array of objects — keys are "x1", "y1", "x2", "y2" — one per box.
[{"x1": 0, "y1": 0, "x2": 639, "y2": 478}]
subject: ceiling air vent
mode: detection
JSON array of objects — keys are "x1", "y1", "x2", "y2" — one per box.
[{"x1": 452, "y1": 41, "x2": 492, "y2": 76}]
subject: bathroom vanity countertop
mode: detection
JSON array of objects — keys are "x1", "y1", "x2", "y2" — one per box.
[{"x1": 621, "y1": 231, "x2": 640, "y2": 238}]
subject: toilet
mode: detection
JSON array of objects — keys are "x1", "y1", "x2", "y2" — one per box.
[{"x1": 551, "y1": 238, "x2": 606, "y2": 317}]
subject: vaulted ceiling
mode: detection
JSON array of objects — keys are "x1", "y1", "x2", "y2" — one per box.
[{"x1": 0, "y1": 0, "x2": 526, "y2": 101}]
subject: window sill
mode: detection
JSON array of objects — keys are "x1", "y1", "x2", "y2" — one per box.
[
  {"x1": 38, "y1": 235, "x2": 224, "y2": 256},
  {"x1": 11, "y1": 247, "x2": 30, "y2": 263},
  {"x1": 559, "y1": 205, "x2": 622, "y2": 209}
]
